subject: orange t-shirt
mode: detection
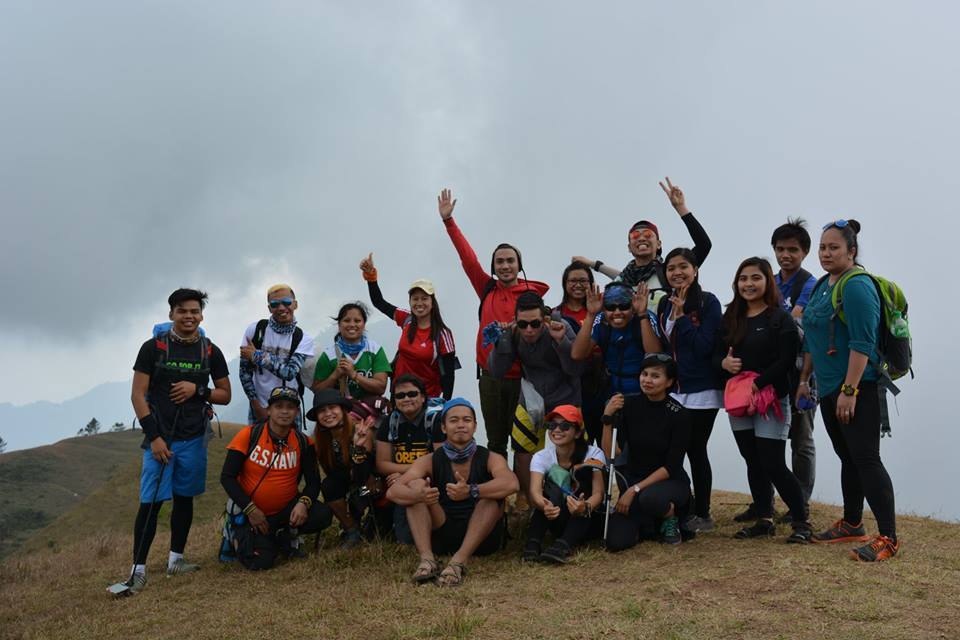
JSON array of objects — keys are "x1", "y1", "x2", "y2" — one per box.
[{"x1": 227, "y1": 425, "x2": 314, "y2": 516}]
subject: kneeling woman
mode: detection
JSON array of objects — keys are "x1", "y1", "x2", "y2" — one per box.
[
  {"x1": 524, "y1": 405, "x2": 606, "y2": 564},
  {"x1": 603, "y1": 354, "x2": 692, "y2": 551}
]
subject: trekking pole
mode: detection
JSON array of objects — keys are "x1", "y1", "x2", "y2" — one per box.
[
  {"x1": 602, "y1": 410, "x2": 621, "y2": 547},
  {"x1": 107, "y1": 458, "x2": 167, "y2": 597}
]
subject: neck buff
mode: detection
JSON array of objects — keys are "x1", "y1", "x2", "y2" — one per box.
[
  {"x1": 618, "y1": 259, "x2": 662, "y2": 289},
  {"x1": 269, "y1": 316, "x2": 297, "y2": 334},
  {"x1": 441, "y1": 438, "x2": 477, "y2": 464},
  {"x1": 335, "y1": 332, "x2": 368, "y2": 358}
]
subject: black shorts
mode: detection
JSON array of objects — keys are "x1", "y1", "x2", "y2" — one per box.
[{"x1": 431, "y1": 515, "x2": 505, "y2": 557}]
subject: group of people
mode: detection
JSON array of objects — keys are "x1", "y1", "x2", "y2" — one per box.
[{"x1": 111, "y1": 178, "x2": 903, "y2": 595}]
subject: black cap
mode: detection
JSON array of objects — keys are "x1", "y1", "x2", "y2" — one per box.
[
  {"x1": 306, "y1": 389, "x2": 353, "y2": 422},
  {"x1": 267, "y1": 387, "x2": 300, "y2": 406}
]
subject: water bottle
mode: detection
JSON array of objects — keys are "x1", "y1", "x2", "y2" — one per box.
[
  {"x1": 797, "y1": 384, "x2": 818, "y2": 411},
  {"x1": 890, "y1": 310, "x2": 910, "y2": 339}
]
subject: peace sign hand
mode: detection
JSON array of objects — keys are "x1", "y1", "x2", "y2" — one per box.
[
  {"x1": 359, "y1": 252, "x2": 375, "y2": 274},
  {"x1": 659, "y1": 177, "x2": 691, "y2": 216},
  {"x1": 669, "y1": 285, "x2": 688, "y2": 320},
  {"x1": 437, "y1": 188, "x2": 457, "y2": 220}
]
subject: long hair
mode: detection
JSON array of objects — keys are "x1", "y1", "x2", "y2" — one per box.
[
  {"x1": 313, "y1": 410, "x2": 355, "y2": 474},
  {"x1": 662, "y1": 248, "x2": 703, "y2": 315},
  {"x1": 405, "y1": 293, "x2": 451, "y2": 346},
  {"x1": 560, "y1": 261, "x2": 594, "y2": 308},
  {"x1": 721, "y1": 257, "x2": 782, "y2": 347}
]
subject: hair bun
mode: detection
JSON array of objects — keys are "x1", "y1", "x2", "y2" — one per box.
[{"x1": 847, "y1": 219, "x2": 861, "y2": 233}]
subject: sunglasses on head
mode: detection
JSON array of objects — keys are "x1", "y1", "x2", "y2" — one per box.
[
  {"x1": 516, "y1": 319, "x2": 543, "y2": 330},
  {"x1": 546, "y1": 420, "x2": 578, "y2": 433},
  {"x1": 394, "y1": 390, "x2": 421, "y2": 400},
  {"x1": 269, "y1": 298, "x2": 294, "y2": 309},
  {"x1": 822, "y1": 219, "x2": 849, "y2": 231},
  {"x1": 646, "y1": 353, "x2": 673, "y2": 363},
  {"x1": 603, "y1": 302, "x2": 632, "y2": 312}
]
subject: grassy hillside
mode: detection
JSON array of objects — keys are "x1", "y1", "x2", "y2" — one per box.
[
  {"x1": 2, "y1": 424, "x2": 958, "y2": 640},
  {"x1": 0, "y1": 429, "x2": 143, "y2": 560}
]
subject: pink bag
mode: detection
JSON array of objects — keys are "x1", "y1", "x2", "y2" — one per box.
[
  {"x1": 724, "y1": 372, "x2": 759, "y2": 417},
  {"x1": 754, "y1": 385, "x2": 785, "y2": 422}
]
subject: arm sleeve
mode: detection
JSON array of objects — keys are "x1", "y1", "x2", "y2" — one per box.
[
  {"x1": 298, "y1": 444, "x2": 321, "y2": 502},
  {"x1": 220, "y1": 449, "x2": 252, "y2": 510},
  {"x1": 443, "y1": 217, "x2": 493, "y2": 297},
  {"x1": 367, "y1": 280, "x2": 399, "y2": 320},
  {"x1": 238, "y1": 359, "x2": 258, "y2": 401},
  {"x1": 682, "y1": 213, "x2": 712, "y2": 267},
  {"x1": 673, "y1": 294, "x2": 722, "y2": 359},
  {"x1": 258, "y1": 351, "x2": 308, "y2": 382},
  {"x1": 755, "y1": 312, "x2": 799, "y2": 390},
  {"x1": 487, "y1": 332, "x2": 517, "y2": 379},
  {"x1": 843, "y1": 276, "x2": 881, "y2": 356}
]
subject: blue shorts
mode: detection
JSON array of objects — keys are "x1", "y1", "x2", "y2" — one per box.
[
  {"x1": 729, "y1": 396, "x2": 792, "y2": 440},
  {"x1": 139, "y1": 435, "x2": 207, "y2": 503}
]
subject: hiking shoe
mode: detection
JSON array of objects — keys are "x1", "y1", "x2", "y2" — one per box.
[
  {"x1": 121, "y1": 572, "x2": 147, "y2": 594},
  {"x1": 813, "y1": 519, "x2": 871, "y2": 544},
  {"x1": 339, "y1": 528, "x2": 362, "y2": 549},
  {"x1": 787, "y1": 521, "x2": 813, "y2": 544},
  {"x1": 733, "y1": 503, "x2": 760, "y2": 522},
  {"x1": 522, "y1": 540, "x2": 542, "y2": 562},
  {"x1": 166, "y1": 558, "x2": 200, "y2": 576},
  {"x1": 540, "y1": 540, "x2": 572, "y2": 564},
  {"x1": 734, "y1": 519, "x2": 776, "y2": 539},
  {"x1": 851, "y1": 535, "x2": 900, "y2": 562},
  {"x1": 660, "y1": 517, "x2": 682, "y2": 545},
  {"x1": 684, "y1": 515, "x2": 715, "y2": 532}
]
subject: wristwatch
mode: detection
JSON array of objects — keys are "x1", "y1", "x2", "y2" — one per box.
[
  {"x1": 469, "y1": 483, "x2": 480, "y2": 500},
  {"x1": 840, "y1": 384, "x2": 859, "y2": 397},
  {"x1": 632, "y1": 484, "x2": 641, "y2": 494}
]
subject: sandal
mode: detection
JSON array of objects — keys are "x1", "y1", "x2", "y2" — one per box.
[
  {"x1": 412, "y1": 557, "x2": 441, "y2": 584},
  {"x1": 436, "y1": 561, "x2": 467, "y2": 588}
]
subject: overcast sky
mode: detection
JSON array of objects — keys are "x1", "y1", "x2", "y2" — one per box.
[{"x1": 1, "y1": 2, "x2": 956, "y2": 513}]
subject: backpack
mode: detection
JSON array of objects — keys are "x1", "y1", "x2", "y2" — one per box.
[
  {"x1": 476, "y1": 278, "x2": 498, "y2": 378},
  {"x1": 252, "y1": 319, "x2": 305, "y2": 394},
  {"x1": 150, "y1": 331, "x2": 215, "y2": 440},
  {"x1": 819, "y1": 269, "x2": 912, "y2": 391},
  {"x1": 386, "y1": 398, "x2": 445, "y2": 447}
]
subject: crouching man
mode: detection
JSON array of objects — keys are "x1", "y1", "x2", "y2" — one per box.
[
  {"x1": 220, "y1": 387, "x2": 332, "y2": 569},
  {"x1": 387, "y1": 398, "x2": 518, "y2": 587}
]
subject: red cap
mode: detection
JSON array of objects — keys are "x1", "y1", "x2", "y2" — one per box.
[{"x1": 544, "y1": 405, "x2": 584, "y2": 427}]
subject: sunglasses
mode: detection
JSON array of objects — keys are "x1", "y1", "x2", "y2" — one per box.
[
  {"x1": 603, "y1": 302, "x2": 632, "y2": 312},
  {"x1": 269, "y1": 298, "x2": 295, "y2": 309},
  {"x1": 394, "y1": 390, "x2": 421, "y2": 400},
  {"x1": 546, "y1": 420, "x2": 578, "y2": 433},
  {"x1": 822, "y1": 219, "x2": 849, "y2": 231},
  {"x1": 629, "y1": 229, "x2": 657, "y2": 240},
  {"x1": 516, "y1": 319, "x2": 543, "y2": 329}
]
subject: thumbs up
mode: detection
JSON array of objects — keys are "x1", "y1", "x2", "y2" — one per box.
[{"x1": 446, "y1": 470, "x2": 471, "y2": 502}]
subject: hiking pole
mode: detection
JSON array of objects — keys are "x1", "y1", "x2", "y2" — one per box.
[
  {"x1": 107, "y1": 458, "x2": 168, "y2": 597},
  {"x1": 602, "y1": 409, "x2": 621, "y2": 547}
]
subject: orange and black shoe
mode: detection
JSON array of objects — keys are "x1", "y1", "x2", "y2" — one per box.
[
  {"x1": 812, "y1": 519, "x2": 871, "y2": 544},
  {"x1": 850, "y1": 535, "x2": 900, "y2": 562}
]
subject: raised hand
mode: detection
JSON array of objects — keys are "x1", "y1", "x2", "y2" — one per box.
[
  {"x1": 359, "y1": 252, "x2": 375, "y2": 274},
  {"x1": 669, "y1": 285, "x2": 688, "y2": 320},
  {"x1": 446, "y1": 471, "x2": 470, "y2": 501},
  {"x1": 547, "y1": 320, "x2": 567, "y2": 343},
  {"x1": 572, "y1": 255, "x2": 593, "y2": 266},
  {"x1": 437, "y1": 188, "x2": 457, "y2": 220},
  {"x1": 585, "y1": 284, "x2": 604, "y2": 316},
  {"x1": 633, "y1": 283, "x2": 650, "y2": 315},
  {"x1": 659, "y1": 177, "x2": 690, "y2": 216},
  {"x1": 722, "y1": 347, "x2": 743, "y2": 374}
]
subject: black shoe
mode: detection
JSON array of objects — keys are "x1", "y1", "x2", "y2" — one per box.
[
  {"x1": 777, "y1": 511, "x2": 794, "y2": 525},
  {"x1": 734, "y1": 519, "x2": 776, "y2": 539},
  {"x1": 539, "y1": 540, "x2": 572, "y2": 564},
  {"x1": 733, "y1": 503, "x2": 760, "y2": 523},
  {"x1": 522, "y1": 539, "x2": 542, "y2": 562},
  {"x1": 787, "y1": 521, "x2": 813, "y2": 544}
]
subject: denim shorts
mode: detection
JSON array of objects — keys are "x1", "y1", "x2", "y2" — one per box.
[{"x1": 728, "y1": 396, "x2": 792, "y2": 440}]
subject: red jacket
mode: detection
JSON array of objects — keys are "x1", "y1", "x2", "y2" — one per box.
[{"x1": 444, "y1": 217, "x2": 549, "y2": 377}]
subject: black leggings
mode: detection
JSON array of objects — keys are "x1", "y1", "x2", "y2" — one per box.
[
  {"x1": 527, "y1": 479, "x2": 601, "y2": 549},
  {"x1": 606, "y1": 478, "x2": 690, "y2": 552},
  {"x1": 732, "y1": 431, "x2": 807, "y2": 522},
  {"x1": 132, "y1": 494, "x2": 193, "y2": 564},
  {"x1": 821, "y1": 382, "x2": 896, "y2": 538},
  {"x1": 686, "y1": 408, "x2": 719, "y2": 518}
]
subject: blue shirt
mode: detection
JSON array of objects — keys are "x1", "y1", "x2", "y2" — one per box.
[
  {"x1": 776, "y1": 271, "x2": 817, "y2": 311},
  {"x1": 591, "y1": 313, "x2": 653, "y2": 395},
  {"x1": 802, "y1": 274, "x2": 880, "y2": 397}
]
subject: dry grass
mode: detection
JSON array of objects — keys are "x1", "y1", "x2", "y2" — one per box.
[{"x1": 1, "y1": 425, "x2": 957, "y2": 640}]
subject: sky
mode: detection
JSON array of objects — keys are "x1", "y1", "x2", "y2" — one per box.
[{"x1": 1, "y1": 1, "x2": 957, "y2": 516}]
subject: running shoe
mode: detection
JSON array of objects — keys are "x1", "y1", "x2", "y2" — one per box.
[
  {"x1": 166, "y1": 558, "x2": 200, "y2": 576},
  {"x1": 850, "y1": 535, "x2": 900, "y2": 562},
  {"x1": 734, "y1": 519, "x2": 776, "y2": 539},
  {"x1": 539, "y1": 540, "x2": 572, "y2": 564},
  {"x1": 684, "y1": 515, "x2": 715, "y2": 532},
  {"x1": 660, "y1": 517, "x2": 682, "y2": 545},
  {"x1": 126, "y1": 572, "x2": 147, "y2": 594},
  {"x1": 812, "y1": 519, "x2": 871, "y2": 544}
]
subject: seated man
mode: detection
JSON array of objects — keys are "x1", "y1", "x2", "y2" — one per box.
[
  {"x1": 220, "y1": 387, "x2": 333, "y2": 570},
  {"x1": 386, "y1": 398, "x2": 518, "y2": 587}
]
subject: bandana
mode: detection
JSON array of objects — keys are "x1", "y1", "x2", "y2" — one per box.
[
  {"x1": 481, "y1": 322, "x2": 505, "y2": 348},
  {"x1": 603, "y1": 284, "x2": 633, "y2": 305},
  {"x1": 441, "y1": 438, "x2": 477, "y2": 464},
  {"x1": 335, "y1": 333, "x2": 368, "y2": 358},
  {"x1": 269, "y1": 316, "x2": 297, "y2": 335},
  {"x1": 617, "y1": 260, "x2": 662, "y2": 290}
]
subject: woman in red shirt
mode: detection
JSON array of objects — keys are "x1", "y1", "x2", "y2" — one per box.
[{"x1": 359, "y1": 253, "x2": 459, "y2": 399}]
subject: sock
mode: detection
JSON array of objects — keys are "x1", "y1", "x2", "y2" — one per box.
[
  {"x1": 168, "y1": 551, "x2": 183, "y2": 569},
  {"x1": 132, "y1": 564, "x2": 146, "y2": 576}
]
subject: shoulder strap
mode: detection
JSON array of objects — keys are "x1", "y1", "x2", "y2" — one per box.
[
  {"x1": 289, "y1": 327, "x2": 304, "y2": 355},
  {"x1": 154, "y1": 332, "x2": 171, "y2": 366},
  {"x1": 431, "y1": 451, "x2": 444, "y2": 487},
  {"x1": 246, "y1": 422, "x2": 266, "y2": 459},
  {"x1": 252, "y1": 319, "x2": 269, "y2": 350},
  {"x1": 472, "y1": 447, "x2": 491, "y2": 483},
  {"x1": 788, "y1": 268, "x2": 813, "y2": 308},
  {"x1": 477, "y1": 278, "x2": 497, "y2": 321}
]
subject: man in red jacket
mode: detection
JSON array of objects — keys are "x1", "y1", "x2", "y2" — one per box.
[{"x1": 437, "y1": 189, "x2": 549, "y2": 469}]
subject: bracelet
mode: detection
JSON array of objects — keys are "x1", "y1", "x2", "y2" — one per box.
[
  {"x1": 298, "y1": 496, "x2": 313, "y2": 509},
  {"x1": 593, "y1": 260, "x2": 604, "y2": 271},
  {"x1": 638, "y1": 315, "x2": 650, "y2": 322},
  {"x1": 242, "y1": 502, "x2": 257, "y2": 515},
  {"x1": 798, "y1": 381, "x2": 809, "y2": 387}
]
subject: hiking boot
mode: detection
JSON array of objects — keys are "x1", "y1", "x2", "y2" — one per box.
[
  {"x1": 813, "y1": 519, "x2": 871, "y2": 544},
  {"x1": 850, "y1": 535, "x2": 900, "y2": 562},
  {"x1": 660, "y1": 517, "x2": 682, "y2": 545},
  {"x1": 339, "y1": 528, "x2": 362, "y2": 549},
  {"x1": 684, "y1": 515, "x2": 715, "y2": 532},
  {"x1": 166, "y1": 558, "x2": 200, "y2": 576},
  {"x1": 540, "y1": 540, "x2": 572, "y2": 564},
  {"x1": 786, "y1": 521, "x2": 813, "y2": 544},
  {"x1": 521, "y1": 539, "x2": 542, "y2": 562},
  {"x1": 734, "y1": 519, "x2": 776, "y2": 539}
]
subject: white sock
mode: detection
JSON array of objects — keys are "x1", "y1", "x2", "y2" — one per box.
[
  {"x1": 168, "y1": 551, "x2": 183, "y2": 569},
  {"x1": 132, "y1": 564, "x2": 146, "y2": 576}
]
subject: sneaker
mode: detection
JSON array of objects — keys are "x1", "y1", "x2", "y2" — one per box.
[
  {"x1": 684, "y1": 515, "x2": 715, "y2": 532},
  {"x1": 660, "y1": 517, "x2": 681, "y2": 545},
  {"x1": 813, "y1": 519, "x2": 871, "y2": 544},
  {"x1": 166, "y1": 558, "x2": 200, "y2": 576},
  {"x1": 522, "y1": 540, "x2": 542, "y2": 562},
  {"x1": 850, "y1": 535, "x2": 900, "y2": 562},
  {"x1": 339, "y1": 528, "x2": 362, "y2": 549},
  {"x1": 786, "y1": 521, "x2": 813, "y2": 544},
  {"x1": 124, "y1": 572, "x2": 147, "y2": 594},
  {"x1": 734, "y1": 519, "x2": 776, "y2": 539},
  {"x1": 540, "y1": 540, "x2": 572, "y2": 564},
  {"x1": 734, "y1": 503, "x2": 777, "y2": 523}
]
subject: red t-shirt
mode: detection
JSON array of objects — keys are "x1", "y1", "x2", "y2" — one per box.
[
  {"x1": 392, "y1": 309, "x2": 455, "y2": 398},
  {"x1": 559, "y1": 304, "x2": 588, "y2": 326},
  {"x1": 227, "y1": 425, "x2": 314, "y2": 516}
]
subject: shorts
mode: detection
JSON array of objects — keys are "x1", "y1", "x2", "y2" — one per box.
[
  {"x1": 139, "y1": 435, "x2": 207, "y2": 503},
  {"x1": 431, "y1": 514, "x2": 505, "y2": 557},
  {"x1": 728, "y1": 396, "x2": 792, "y2": 440}
]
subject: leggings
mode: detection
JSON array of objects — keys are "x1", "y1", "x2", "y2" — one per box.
[
  {"x1": 527, "y1": 478, "x2": 601, "y2": 549},
  {"x1": 606, "y1": 478, "x2": 690, "y2": 552},
  {"x1": 478, "y1": 372, "x2": 521, "y2": 456},
  {"x1": 132, "y1": 494, "x2": 193, "y2": 564},
  {"x1": 686, "y1": 408, "x2": 719, "y2": 518},
  {"x1": 821, "y1": 382, "x2": 896, "y2": 538},
  {"x1": 732, "y1": 431, "x2": 808, "y2": 522}
]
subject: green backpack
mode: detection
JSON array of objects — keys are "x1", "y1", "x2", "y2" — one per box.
[{"x1": 822, "y1": 268, "x2": 912, "y2": 390}]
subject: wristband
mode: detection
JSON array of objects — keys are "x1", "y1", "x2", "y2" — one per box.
[
  {"x1": 243, "y1": 502, "x2": 257, "y2": 515},
  {"x1": 196, "y1": 386, "x2": 211, "y2": 401},
  {"x1": 601, "y1": 414, "x2": 614, "y2": 426},
  {"x1": 593, "y1": 260, "x2": 604, "y2": 271},
  {"x1": 140, "y1": 413, "x2": 160, "y2": 438},
  {"x1": 638, "y1": 315, "x2": 650, "y2": 322},
  {"x1": 298, "y1": 496, "x2": 313, "y2": 509}
]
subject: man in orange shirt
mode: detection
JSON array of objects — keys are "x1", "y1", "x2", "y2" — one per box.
[{"x1": 220, "y1": 387, "x2": 332, "y2": 570}]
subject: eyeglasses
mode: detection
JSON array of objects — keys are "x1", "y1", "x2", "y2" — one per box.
[
  {"x1": 822, "y1": 219, "x2": 849, "y2": 231},
  {"x1": 545, "y1": 420, "x2": 578, "y2": 432},
  {"x1": 394, "y1": 390, "x2": 421, "y2": 400},
  {"x1": 629, "y1": 229, "x2": 657, "y2": 240},
  {"x1": 269, "y1": 298, "x2": 294, "y2": 309},
  {"x1": 603, "y1": 302, "x2": 632, "y2": 312},
  {"x1": 567, "y1": 278, "x2": 590, "y2": 285},
  {"x1": 516, "y1": 319, "x2": 543, "y2": 329}
]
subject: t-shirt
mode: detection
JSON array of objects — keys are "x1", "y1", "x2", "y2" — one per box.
[
  {"x1": 226, "y1": 425, "x2": 314, "y2": 516},
  {"x1": 376, "y1": 409, "x2": 444, "y2": 465},
  {"x1": 590, "y1": 314, "x2": 651, "y2": 395},
  {"x1": 133, "y1": 336, "x2": 229, "y2": 442},
  {"x1": 391, "y1": 309, "x2": 456, "y2": 398},
  {"x1": 559, "y1": 304, "x2": 588, "y2": 326},
  {"x1": 240, "y1": 321, "x2": 315, "y2": 406},
  {"x1": 776, "y1": 271, "x2": 818, "y2": 311},
  {"x1": 531, "y1": 444, "x2": 606, "y2": 491},
  {"x1": 314, "y1": 338, "x2": 392, "y2": 399}
]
